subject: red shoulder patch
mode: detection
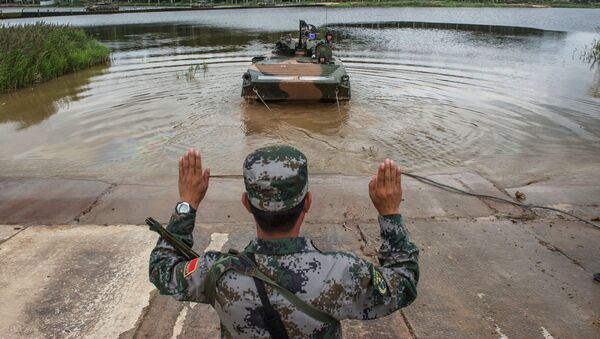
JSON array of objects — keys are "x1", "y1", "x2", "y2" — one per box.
[{"x1": 184, "y1": 258, "x2": 200, "y2": 278}]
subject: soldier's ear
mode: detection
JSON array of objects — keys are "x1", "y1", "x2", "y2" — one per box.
[
  {"x1": 303, "y1": 192, "x2": 312, "y2": 213},
  {"x1": 241, "y1": 193, "x2": 252, "y2": 213}
]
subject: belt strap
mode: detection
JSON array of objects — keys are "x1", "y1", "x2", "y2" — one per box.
[
  {"x1": 246, "y1": 253, "x2": 290, "y2": 339},
  {"x1": 239, "y1": 253, "x2": 336, "y2": 324},
  {"x1": 205, "y1": 252, "x2": 337, "y2": 325}
]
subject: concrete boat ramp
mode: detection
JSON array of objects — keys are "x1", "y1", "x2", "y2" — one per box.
[{"x1": 0, "y1": 172, "x2": 598, "y2": 338}]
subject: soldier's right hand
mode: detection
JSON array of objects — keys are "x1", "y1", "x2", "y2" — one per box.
[
  {"x1": 368, "y1": 159, "x2": 402, "y2": 215},
  {"x1": 179, "y1": 148, "x2": 210, "y2": 210}
]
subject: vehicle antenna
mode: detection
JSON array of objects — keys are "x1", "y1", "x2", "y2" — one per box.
[{"x1": 325, "y1": 6, "x2": 328, "y2": 30}]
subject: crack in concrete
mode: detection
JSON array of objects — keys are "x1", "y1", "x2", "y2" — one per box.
[
  {"x1": 521, "y1": 226, "x2": 590, "y2": 274},
  {"x1": 400, "y1": 310, "x2": 417, "y2": 339},
  {"x1": 456, "y1": 174, "x2": 532, "y2": 220},
  {"x1": 0, "y1": 225, "x2": 31, "y2": 246},
  {"x1": 73, "y1": 183, "x2": 117, "y2": 223},
  {"x1": 119, "y1": 289, "x2": 158, "y2": 339}
]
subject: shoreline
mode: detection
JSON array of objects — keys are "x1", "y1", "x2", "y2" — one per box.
[
  {"x1": 2, "y1": 2, "x2": 600, "y2": 9},
  {"x1": 1, "y1": 2, "x2": 600, "y2": 20}
]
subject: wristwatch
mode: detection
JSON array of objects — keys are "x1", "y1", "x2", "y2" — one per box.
[{"x1": 175, "y1": 202, "x2": 196, "y2": 215}]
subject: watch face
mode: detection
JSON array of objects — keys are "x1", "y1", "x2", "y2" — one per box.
[{"x1": 177, "y1": 202, "x2": 191, "y2": 214}]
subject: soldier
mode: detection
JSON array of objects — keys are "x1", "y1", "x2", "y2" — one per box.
[
  {"x1": 324, "y1": 31, "x2": 334, "y2": 46},
  {"x1": 275, "y1": 34, "x2": 296, "y2": 56},
  {"x1": 149, "y1": 145, "x2": 419, "y2": 338},
  {"x1": 312, "y1": 31, "x2": 334, "y2": 63}
]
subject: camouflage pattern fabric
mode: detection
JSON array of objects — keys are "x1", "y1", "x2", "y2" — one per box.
[
  {"x1": 243, "y1": 145, "x2": 308, "y2": 212},
  {"x1": 149, "y1": 213, "x2": 419, "y2": 339}
]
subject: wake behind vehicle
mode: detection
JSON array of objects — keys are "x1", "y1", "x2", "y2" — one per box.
[{"x1": 241, "y1": 20, "x2": 351, "y2": 102}]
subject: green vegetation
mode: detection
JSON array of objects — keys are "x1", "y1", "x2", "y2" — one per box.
[
  {"x1": 0, "y1": 23, "x2": 109, "y2": 92},
  {"x1": 0, "y1": 12, "x2": 22, "y2": 19},
  {"x1": 44, "y1": 0, "x2": 600, "y2": 9},
  {"x1": 183, "y1": 62, "x2": 208, "y2": 80}
]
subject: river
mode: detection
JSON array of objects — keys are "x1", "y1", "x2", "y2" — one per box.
[{"x1": 1, "y1": 7, "x2": 599, "y2": 185}]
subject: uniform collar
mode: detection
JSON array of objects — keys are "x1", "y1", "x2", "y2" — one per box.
[{"x1": 244, "y1": 237, "x2": 317, "y2": 255}]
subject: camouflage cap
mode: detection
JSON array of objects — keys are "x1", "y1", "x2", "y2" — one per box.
[{"x1": 243, "y1": 145, "x2": 308, "y2": 212}]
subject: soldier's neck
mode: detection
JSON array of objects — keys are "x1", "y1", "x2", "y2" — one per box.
[{"x1": 256, "y1": 223, "x2": 301, "y2": 240}]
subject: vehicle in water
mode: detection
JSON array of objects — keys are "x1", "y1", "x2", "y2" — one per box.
[
  {"x1": 257, "y1": 0, "x2": 274, "y2": 7},
  {"x1": 191, "y1": 1, "x2": 213, "y2": 9},
  {"x1": 85, "y1": 2, "x2": 119, "y2": 12},
  {"x1": 241, "y1": 20, "x2": 351, "y2": 102}
]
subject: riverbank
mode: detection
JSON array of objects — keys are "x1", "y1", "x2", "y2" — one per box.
[
  {"x1": 0, "y1": 24, "x2": 108, "y2": 92},
  {"x1": 4, "y1": 0, "x2": 599, "y2": 8},
  {"x1": 0, "y1": 170, "x2": 598, "y2": 337}
]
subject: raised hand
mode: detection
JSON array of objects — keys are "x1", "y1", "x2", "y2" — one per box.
[
  {"x1": 178, "y1": 148, "x2": 210, "y2": 210},
  {"x1": 368, "y1": 159, "x2": 402, "y2": 215}
]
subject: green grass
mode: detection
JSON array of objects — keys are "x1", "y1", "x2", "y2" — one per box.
[{"x1": 0, "y1": 23, "x2": 109, "y2": 92}]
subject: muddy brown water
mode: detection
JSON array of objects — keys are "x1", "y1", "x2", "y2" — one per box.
[{"x1": 1, "y1": 8, "x2": 599, "y2": 185}]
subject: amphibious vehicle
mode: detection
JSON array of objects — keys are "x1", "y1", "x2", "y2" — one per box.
[
  {"x1": 85, "y1": 2, "x2": 119, "y2": 12},
  {"x1": 241, "y1": 20, "x2": 351, "y2": 102}
]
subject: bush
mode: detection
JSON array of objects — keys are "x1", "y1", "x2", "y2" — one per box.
[{"x1": 0, "y1": 23, "x2": 109, "y2": 92}]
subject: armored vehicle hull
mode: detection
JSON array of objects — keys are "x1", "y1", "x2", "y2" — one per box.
[
  {"x1": 241, "y1": 20, "x2": 351, "y2": 102},
  {"x1": 242, "y1": 56, "x2": 350, "y2": 102}
]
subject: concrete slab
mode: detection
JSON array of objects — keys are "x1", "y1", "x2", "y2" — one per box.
[
  {"x1": 80, "y1": 174, "x2": 500, "y2": 226},
  {"x1": 1, "y1": 217, "x2": 597, "y2": 338},
  {"x1": 342, "y1": 312, "x2": 413, "y2": 339},
  {"x1": 0, "y1": 225, "x2": 26, "y2": 243},
  {"x1": 2, "y1": 173, "x2": 595, "y2": 338},
  {"x1": 0, "y1": 178, "x2": 111, "y2": 225},
  {"x1": 506, "y1": 182, "x2": 600, "y2": 218},
  {"x1": 451, "y1": 172, "x2": 525, "y2": 217},
  {"x1": 0, "y1": 224, "x2": 156, "y2": 338},
  {"x1": 393, "y1": 220, "x2": 598, "y2": 339},
  {"x1": 78, "y1": 184, "x2": 179, "y2": 225},
  {"x1": 520, "y1": 221, "x2": 600, "y2": 273}
]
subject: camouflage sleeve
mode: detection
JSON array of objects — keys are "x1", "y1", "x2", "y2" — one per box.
[
  {"x1": 338, "y1": 214, "x2": 419, "y2": 319},
  {"x1": 148, "y1": 212, "x2": 220, "y2": 303}
]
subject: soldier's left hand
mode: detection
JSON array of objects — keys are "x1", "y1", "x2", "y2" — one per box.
[{"x1": 179, "y1": 148, "x2": 210, "y2": 210}]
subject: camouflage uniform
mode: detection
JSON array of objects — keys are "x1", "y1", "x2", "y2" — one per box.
[{"x1": 149, "y1": 145, "x2": 419, "y2": 338}]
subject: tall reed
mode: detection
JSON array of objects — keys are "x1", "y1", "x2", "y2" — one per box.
[{"x1": 0, "y1": 23, "x2": 109, "y2": 92}]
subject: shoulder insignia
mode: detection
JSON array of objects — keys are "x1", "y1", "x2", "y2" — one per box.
[
  {"x1": 371, "y1": 266, "x2": 389, "y2": 296},
  {"x1": 184, "y1": 258, "x2": 200, "y2": 278}
]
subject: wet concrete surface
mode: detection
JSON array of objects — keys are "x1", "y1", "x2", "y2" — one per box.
[
  {"x1": 0, "y1": 178, "x2": 112, "y2": 225},
  {"x1": 0, "y1": 224, "x2": 25, "y2": 243},
  {"x1": 7, "y1": 174, "x2": 507, "y2": 226},
  {"x1": 400, "y1": 220, "x2": 599, "y2": 339},
  {"x1": 0, "y1": 172, "x2": 598, "y2": 338}
]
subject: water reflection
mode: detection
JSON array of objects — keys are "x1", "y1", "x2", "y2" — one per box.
[
  {"x1": 592, "y1": 70, "x2": 600, "y2": 98},
  {"x1": 0, "y1": 65, "x2": 108, "y2": 129},
  {"x1": 86, "y1": 24, "x2": 283, "y2": 51},
  {"x1": 330, "y1": 21, "x2": 564, "y2": 35},
  {"x1": 0, "y1": 17, "x2": 599, "y2": 183},
  {"x1": 241, "y1": 102, "x2": 350, "y2": 137}
]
